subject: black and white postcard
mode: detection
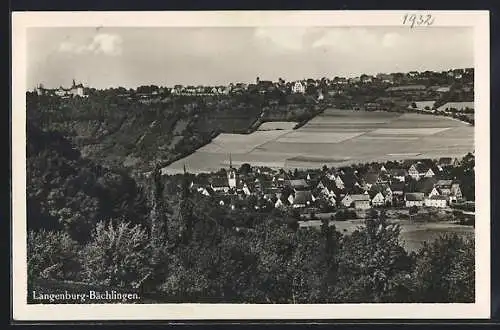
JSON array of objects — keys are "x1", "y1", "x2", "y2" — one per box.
[{"x1": 11, "y1": 10, "x2": 490, "y2": 320}]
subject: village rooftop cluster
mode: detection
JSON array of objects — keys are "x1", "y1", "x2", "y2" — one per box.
[
  {"x1": 178, "y1": 155, "x2": 472, "y2": 217},
  {"x1": 34, "y1": 67, "x2": 472, "y2": 100}
]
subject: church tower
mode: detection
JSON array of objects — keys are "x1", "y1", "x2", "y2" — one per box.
[{"x1": 227, "y1": 154, "x2": 237, "y2": 189}]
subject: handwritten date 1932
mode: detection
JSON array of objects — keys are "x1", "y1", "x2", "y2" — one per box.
[{"x1": 402, "y1": 14, "x2": 435, "y2": 28}]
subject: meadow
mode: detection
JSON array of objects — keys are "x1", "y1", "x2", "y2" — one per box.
[
  {"x1": 163, "y1": 109, "x2": 474, "y2": 174},
  {"x1": 299, "y1": 218, "x2": 474, "y2": 252}
]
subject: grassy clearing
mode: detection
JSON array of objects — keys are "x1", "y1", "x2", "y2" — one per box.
[
  {"x1": 276, "y1": 131, "x2": 365, "y2": 144},
  {"x1": 257, "y1": 121, "x2": 298, "y2": 130}
]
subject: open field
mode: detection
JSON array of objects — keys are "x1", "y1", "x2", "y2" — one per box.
[
  {"x1": 257, "y1": 121, "x2": 298, "y2": 131},
  {"x1": 299, "y1": 219, "x2": 474, "y2": 252},
  {"x1": 163, "y1": 109, "x2": 474, "y2": 174}
]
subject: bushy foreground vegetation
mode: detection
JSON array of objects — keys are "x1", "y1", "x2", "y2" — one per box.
[{"x1": 27, "y1": 212, "x2": 474, "y2": 304}]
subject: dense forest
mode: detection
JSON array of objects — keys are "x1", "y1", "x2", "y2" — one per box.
[{"x1": 27, "y1": 125, "x2": 475, "y2": 303}]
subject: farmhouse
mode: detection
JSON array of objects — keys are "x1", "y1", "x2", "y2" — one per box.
[
  {"x1": 408, "y1": 163, "x2": 435, "y2": 180},
  {"x1": 342, "y1": 194, "x2": 371, "y2": 209},
  {"x1": 369, "y1": 184, "x2": 392, "y2": 206},
  {"x1": 370, "y1": 192, "x2": 386, "y2": 207},
  {"x1": 352, "y1": 195, "x2": 371, "y2": 210},
  {"x1": 405, "y1": 192, "x2": 425, "y2": 207}
]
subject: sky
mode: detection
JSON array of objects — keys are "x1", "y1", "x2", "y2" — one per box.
[{"x1": 27, "y1": 26, "x2": 474, "y2": 90}]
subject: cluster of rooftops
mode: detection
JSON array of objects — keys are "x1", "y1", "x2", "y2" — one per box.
[{"x1": 184, "y1": 157, "x2": 464, "y2": 211}]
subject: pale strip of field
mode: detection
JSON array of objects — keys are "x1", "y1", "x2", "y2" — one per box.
[
  {"x1": 392, "y1": 113, "x2": 469, "y2": 127},
  {"x1": 320, "y1": 109, "x2": 400, "y2": 118},
  {"x1": 287, "y1": 155, "x2": 351, "y2": 163},
  {"x1": 299, "y1": 127, "x2": 375, "y2": 133},
  {"x1": 306, "y1": 117, "x2": 391, "y2": 125},
  {"x1": 276, "y1": 131, "x2": 365, "y2": 144},
  {"x1": 355, "y1": 136, "x2": 420, "y2": 141},
  {"x1": 198, "y1": 130, "x2": 291, "y2": 154},
  {"x1": 370, "y1": 127, "x2": 451, "y2": 135},
  {"x1": 387, "y1": 153, "x2": 422, "y2": 157},
  {"x1": 257, "y1": 121, "x2": 298, "y2": 131},
  {"x1": 410, "y1": 101, "x2": 436, "y2": 110}
]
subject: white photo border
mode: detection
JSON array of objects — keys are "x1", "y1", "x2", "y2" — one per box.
[{"x1": 11, "y1": 10, "x2": 490, "y2": 321}]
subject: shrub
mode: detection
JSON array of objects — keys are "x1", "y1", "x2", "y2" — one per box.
[
  {"x1": 80, "y1": 220, "x2": 154, "y2": 288},
  {"x1": 27, "y1": 230, "x2": 81, "y2": 282}
]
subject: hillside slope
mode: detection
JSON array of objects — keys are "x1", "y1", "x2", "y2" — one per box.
[{"x1": 27, "y1": 92, "x2": 323, "y2": 174}]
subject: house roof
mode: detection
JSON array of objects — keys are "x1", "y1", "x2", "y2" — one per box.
[
  {"x1": 405, "y1": 192, "x2": 425, "y2": 201},
  {"x1": 211, "y1": 177, "x2": 228, "y2": 188},
  {"x1": 339, "y1": 173, "x2": 360, "y2": 188},
  {"x1": 369, "y1": 190, "x2": 386, "y2": 199},
  {"x1": 435, "y1": 179, "x2": 453, "y2": 187},
  {"x1": 390, "y1": 182, "x2": 405, "y2": 191},
  {"x1": 293, "y1": 190, "x2": 313, "y2": 205},
  {"x1": 416, "y1": 177, "x2": 438, "y2": 194},
  {"x1": 350, "y1": 194, "x2": 371, "y2": 202},
  {"x1": 412, "y1": 163, "x2": 431, "y2": 173},
  {"x1": 288, "y1": 179, "x2": 309, "y2": 190},
  {"x1": 428, "y1": 195, "x2": 448, "y2": 201},
  {"x1": 390, "y1": 168, "x2": 408, "y2": 177}
]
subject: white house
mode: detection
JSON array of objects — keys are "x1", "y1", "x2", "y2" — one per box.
[
  {"x1": 371, "y1": 192, "x2": 386, "y2": 207},
  {"x1": 428, "y1": 187, "x2": 441, "y2": 198},
  {"x1": 353, "y1": 195, "x2": 371, "y2": 210},
  {"x1": 292, "y1": 81, "x2": 306, "y2": 94},
  {"x1": 342, "y1": 194, "x2": 371, "y2": 209},
  {"x1": 424, "y1": 195, "x2": 448, "y2": 208},
  {"x1": 341, "y1": 194, "x2": 353, "y2": 208}
]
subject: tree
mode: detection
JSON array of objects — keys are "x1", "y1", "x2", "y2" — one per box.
[
  {"x1": 80, "y1": 220, "x2": 153, "y2": 288},
  {"x1": 239, "y1": 163, "x2": 252, "y2": 176},
  {"x1": 412, "y1": 234, "x2": 474, "y2": 302},
  {"x1": 335, "y1": 211, "x2": 413, "y2": 303},
  {"x1": 409, "y1": 205, "x2": 419, "y2": 222}
]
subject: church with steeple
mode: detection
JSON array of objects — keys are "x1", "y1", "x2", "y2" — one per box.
[{"x1": 227, "y1": 154, "x2": 237, "y2": 189}]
